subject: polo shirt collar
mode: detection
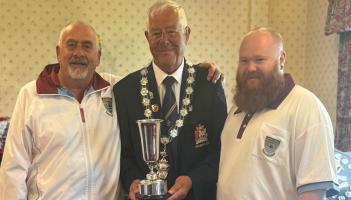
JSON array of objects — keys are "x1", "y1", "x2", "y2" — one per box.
[{"x1": 36, "y1": 63, "x2": 110, "y2": 94}]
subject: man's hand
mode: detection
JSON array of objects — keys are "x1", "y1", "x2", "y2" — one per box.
[
  {"x1": 167, "y1": 176, "x2": 192, "y2": 200},
  {"x1": 197, "y1": 62, "x2": 224, "y2": 83},
  {"x1": 128, "y1": 179, "x2": 140, "y2": 200}
]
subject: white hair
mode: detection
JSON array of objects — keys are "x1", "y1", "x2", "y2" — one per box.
[{"x1": 146, "y1": 0, "x2": 188, "y2": 31}]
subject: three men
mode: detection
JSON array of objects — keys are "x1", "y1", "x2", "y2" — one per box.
[{"x1": 0, "y1": 4, "x2": 337, "y2": 200}]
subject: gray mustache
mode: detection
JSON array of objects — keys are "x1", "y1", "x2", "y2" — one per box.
[{"x1": 69, "y1": 57, "x2": 88, "y2": 65}]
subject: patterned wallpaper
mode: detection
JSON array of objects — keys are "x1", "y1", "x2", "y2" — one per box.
[
  {"x1": 0, "y1": 0, "x2": 338, "y2": 127},
  {"x1": 305, "y1": 0, "x2": 338, "y2": 127},
  {"x1": 270, "y1": 0, "x2": 307, "y2": 84}
]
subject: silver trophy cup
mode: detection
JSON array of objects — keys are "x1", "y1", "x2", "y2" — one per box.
[{"x1": 136, "y1": 119, "x2": 169, "y2": 200}]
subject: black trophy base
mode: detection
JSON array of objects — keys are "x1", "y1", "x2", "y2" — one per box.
[{"x1": 136, "y1": 193, "x2": 170, "y2": 200}]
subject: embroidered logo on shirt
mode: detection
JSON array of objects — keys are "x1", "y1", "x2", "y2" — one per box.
[
  {"x1": 262, "y1": 136, "x2": 280, "y2": 157},
  {"x1": 102, "y1": 97, "x2": 113, "y2": 116},
  {"x1": 194, "y1": 124, "x2": 209, "y2": 148}
]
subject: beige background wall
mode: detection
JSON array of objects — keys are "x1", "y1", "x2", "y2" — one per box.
[
  {"x1": 304, "y1": 0, "x2": 338, "y2": 126},
  {"x1": 0, "y1": 0, "x2": 338, "y2": 127}
]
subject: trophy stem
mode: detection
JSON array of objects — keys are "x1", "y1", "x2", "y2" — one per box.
[
  {"x1": 157, "y1": 143, "x2": 169, "y2": 180},
  {"x1": 146, "y1": 161, "x2": 158, "y2": 181}
]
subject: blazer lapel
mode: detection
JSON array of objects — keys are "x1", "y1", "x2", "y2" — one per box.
[{"x1": 179, "y1": 63, "x2": 188, "y2": 107}]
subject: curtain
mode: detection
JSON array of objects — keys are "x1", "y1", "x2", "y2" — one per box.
[{"x1": 325, "y1": 0, "x2": 351, "y2": 151}]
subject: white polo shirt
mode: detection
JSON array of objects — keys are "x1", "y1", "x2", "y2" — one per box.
[{"x1": 217, "y1": 75, "x2": 337, "y2": 200}]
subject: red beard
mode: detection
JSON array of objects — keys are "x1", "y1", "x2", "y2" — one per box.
[{"x1": 234, "y1": 64, "x2": 285, "y2": 113}]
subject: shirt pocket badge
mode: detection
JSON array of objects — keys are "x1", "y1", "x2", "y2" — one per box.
[
  {"x1": 262, "y1": 136, "x2": 281, "y2": 157},
  {"x1": 102, "y1": 97, "x2": 113, "y2": 116},
  {"x1": 252, "y1": 123, "x2": 288, "y2": 166}
]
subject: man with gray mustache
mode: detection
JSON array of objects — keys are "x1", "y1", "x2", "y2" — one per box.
[{"x1": 0, "y1": 20, "x2": 122, "y2": 199}]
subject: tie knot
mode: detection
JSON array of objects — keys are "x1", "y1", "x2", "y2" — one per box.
[{"x1": 163, "y1": 76, "x2": 176, "y2": 88}]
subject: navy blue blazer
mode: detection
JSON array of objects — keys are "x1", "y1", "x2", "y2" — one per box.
[{"x1": 114, "y1": 62, "x2": 227, "y2": 200}]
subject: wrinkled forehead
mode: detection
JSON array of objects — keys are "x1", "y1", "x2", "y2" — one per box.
[
  {"x1": 147, "y1": 5, "x2": 187, "y2": 31},
  {"x1": 59, "y1": 22, "x2": 99, "y2": 45},
  {"x1": 149, "y1": 10, "x2": 182, "y2": 27}
]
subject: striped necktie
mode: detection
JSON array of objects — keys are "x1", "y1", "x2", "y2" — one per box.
[
  {"x1": 161, "y1": 76, "x2": 178, "y2": 184},
  {"x1": 162, "y1": 76, "x2": 178, "y2": 132}
]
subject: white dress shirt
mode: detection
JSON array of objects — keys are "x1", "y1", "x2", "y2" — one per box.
[{"x1": 152, "y1": 59, "x2": 184, "y2": 111}]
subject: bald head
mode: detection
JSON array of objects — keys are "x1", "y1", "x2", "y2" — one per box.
[
  {"x1": 238, "y1": 27, "x2": 286, "y2": 73},
  {"x1": 240, "y1": 27, "x2": 284, "y2": 57}
]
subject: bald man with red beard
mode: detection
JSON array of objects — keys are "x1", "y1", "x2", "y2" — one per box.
[{"x1": 217, "y1": 27, "x2": 337, "y2": 200}]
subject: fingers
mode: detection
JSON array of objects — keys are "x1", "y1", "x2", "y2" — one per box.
[
  {"x1": 197, "y1": 62, "x2": 223, "y2": 83},
  {"x1": 205, "y1": 63, "x2": 216, "y2": 82},
  {"x1": 211, "y1": 69, "x2": 222, "y2": 83},
  {"x1": 129, "y1": 179, "x2": 140, "y2": 200},
  {"x1": 208, "y1": 68, "x2": 224, "y2": 84},
  {"x1": 168, "y1": 189, "x2": 185, "y2": 199},
  {"x1": 168, "y1": 176, "x2": 192, "y2": 200},
  {"x1": 196, "y1": 62, "x2": 215, "y2": 80},
  {"x1": 220, "y1": 73, "x2": 225, "y2": 82},
  {"x1": 203, "y1": 62, "x2": 217, "y2": 82}
]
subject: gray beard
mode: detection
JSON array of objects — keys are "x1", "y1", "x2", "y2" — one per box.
[{"x1": 68, "y1": 65, "x2": 89, "y2": 80}]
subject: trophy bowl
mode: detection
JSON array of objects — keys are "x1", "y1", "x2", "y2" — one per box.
[{"x1": 136, "y1": 119, "x2": 169, "y2": 200}]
